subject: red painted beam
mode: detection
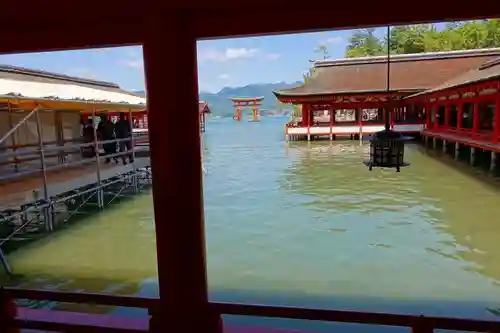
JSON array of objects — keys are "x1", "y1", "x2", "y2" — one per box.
[
  {"x1": 0, "y1": 0, "x2": 498, "y2": 54},
  {"x1": 5, "y1": 286, "x2": 500, "y2": 333},
  {"x1": 16, "y1": 308, "x2": 308, "y2": 333},
  {"x1": 191, "y1": 1, "x2": 499, "y2": 39},
  {"x1": 16, "y1": 308, "x2": 148, "y2": 332}
]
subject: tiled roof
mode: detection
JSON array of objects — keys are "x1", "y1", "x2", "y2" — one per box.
[
  {"x1": 274, "y1": 48, "x2": 500, "y2": 98},
  {"x1": 408, "y1": 57, "x2": 500, "y2": 98},
  {"x1": 199, "y1": 101, "x2": 211, "y2": 113}
]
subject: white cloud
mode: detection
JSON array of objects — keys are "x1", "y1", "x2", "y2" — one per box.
[
  {"x1": 267, "y1": 53, "x2": 281, "y2": 60},
  {"x1": 120, "y1": 58, "x2": 144, "y2": 69},
  {"x1": 198, "y1": 80, "x2": 218, "y2": 93},
  {"x1": 323, "y1": 36, "x2": 343, "y2": 44},
  {"x1": 218, "y1": 73, "x2": 230, "y2": 80},
  {"x1": 198, "y1": 47, "x2": 259, "y2": 62}
]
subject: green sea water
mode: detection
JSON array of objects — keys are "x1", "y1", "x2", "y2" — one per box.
[{"x1": 5, "y1": 117, "x2": 500, "y2": 332}]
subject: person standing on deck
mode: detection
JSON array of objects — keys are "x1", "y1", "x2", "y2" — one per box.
[
  {"x1": 97, "y1": 114, "x2": 118, "y2": 164},
  {"x1": 115, "y1": 112, "x2": 134, "y2": 165},
  {"x1": 81, "y1": 118, "x2": 96, "y2": 158}
]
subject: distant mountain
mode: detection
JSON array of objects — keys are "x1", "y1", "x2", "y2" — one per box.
[
  {"x1": 133, "y1": 90, "x2": 146, "y2": 97},
  {"x1": 132, "y1": 81, "x2": 302, "y2": 117},
  {"x1": 200, "y1": 81, "x2": 301, "y2": 117}
]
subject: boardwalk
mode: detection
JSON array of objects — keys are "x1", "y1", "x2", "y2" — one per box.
[
  {"x1": 0, "y1": 157, "x2": 150, "y2": 210},
  {"x1": 424, "y1": 130, "x2": 500, "y2": 152}
]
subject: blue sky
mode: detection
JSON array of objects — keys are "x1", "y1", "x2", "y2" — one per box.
[{"x1": 0, "y1": 25, "x2": 447, "y2": 93}]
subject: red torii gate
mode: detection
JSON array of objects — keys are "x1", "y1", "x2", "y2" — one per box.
[{"x1": 230, "y1": 97, "x2": 264, "y2": 122}]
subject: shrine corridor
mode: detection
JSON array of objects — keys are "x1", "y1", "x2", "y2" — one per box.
[{"x1": 4, "y1": 117, "x2": 500, "y2": 332}]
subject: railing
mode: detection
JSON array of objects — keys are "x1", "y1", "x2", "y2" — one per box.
[
  {"x1": 3, "y1": 287, "x2": 500, "y2": 333},
  {"x1": 392, "y1": 118, "x2": 425, "y2": 125},
  {"x1": 0, "y1": 137, "x2": 141, "y2": 183},
  {"x1": 428, "y1": 127, "x2": 495, "y2": 142},
  {"x1": 0, "y1": 117, "x2": 152, "y2": 275}
]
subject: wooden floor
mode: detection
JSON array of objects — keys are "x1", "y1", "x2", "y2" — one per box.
[
  {"x1": 0, "y1": 157, "x2": 150, "y2": 210},
  {"x1": 424, "y1": 130, "x2": 500, "y2": 152}
]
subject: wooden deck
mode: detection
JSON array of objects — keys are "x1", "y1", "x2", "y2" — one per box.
[
  {"x1": 423, "y1": 130, "x2": 500, "y2": 152},
  {"x1": 0, "y1": 157, "x2": 150, "y2": 210}
]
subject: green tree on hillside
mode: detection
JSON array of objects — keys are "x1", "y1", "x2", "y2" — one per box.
[
  {"x1": 346, "y1": 28, "x2": 385, "y2": 57},
  {"x1": 345, "y1": 19, "x2": 500, "y2": 57},
  {"x1": 315, "y1": 44, "x2": 330, "y2": 59}
]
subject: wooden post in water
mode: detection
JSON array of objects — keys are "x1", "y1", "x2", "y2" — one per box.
[
  {"x1": 454, "y1": 142, "x2": 460, "y2": 160},
  {"x1": 329, "y1": 109, "x2": 334, "y2": 141},
  {"x1": 470, "y1": 147, "x2": 476, "y2": 166},
  {"x1": 358, "y1": 108, "x2": 363, "y2": 146},
  {"x1": 490, "y1": 151, "x2": 497, "y2": 172}
]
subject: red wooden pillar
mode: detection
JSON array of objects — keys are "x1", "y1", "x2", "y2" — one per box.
[
  {"x1": 472, "y1": 102, "x2": 480, "y2": 136},
  {"x1": 444, "y1": 104, "x2": 450, "y2": 129},
  {"x1": 433, "y1": 104, "x2": 439, "y2": 131},
  {"x1": 494, "y1": 98, "x2": 500, "y2": 143},
  {"x1": 302, "y1": 104, "x2": 310, "y2": 127},
  {"x1": 425, "y1": 103, "x2": 431, "y2": 129},
  {"x1": 389, "y1": 107, "x2": 393, "y2": 128},
  {"x1": 0, "y1": 288, "x2": 19, "y2": 333},
  {"x1": 143, "y1": 14, "x2": 220, "y2": 333},
  {"x1": 457, "y1": 103, "x2": 463, "y2": 130}
]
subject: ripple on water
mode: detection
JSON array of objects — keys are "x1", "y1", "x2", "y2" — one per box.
[{"x1": 8, "y1": 119, "x2": 500, "y2": 322}]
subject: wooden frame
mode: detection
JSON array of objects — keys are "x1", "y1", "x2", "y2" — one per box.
[{"x1": 1, "y1": 2, "x2": 500, "y2": 333}]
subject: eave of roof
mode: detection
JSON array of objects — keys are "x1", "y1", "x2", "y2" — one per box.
[
  {"x1": 406, "y1": 57, "x2": 500, "y2": 99},
  {"x1": 313, "y1": 48, "x2": 500, "y2": 68},
  {"x1": 274, "y1": 48, "x2": 500, "y2": 99},
  {"x1": 0, "y1": 94, "x2": 146, "y2": 111},
  {"x1": 0, "y1": 65, "x2": 120, "y2": 88},
  {"x1": 0, "y1": 64, "x2": 146, "y2": 106},
  {"x1": 274, "y1": 88, "x2": 423, "y2": 97}
]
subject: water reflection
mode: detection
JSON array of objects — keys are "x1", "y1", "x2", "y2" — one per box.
[
  {"x1": 4, "y1": 118, "x2": 500, "y2": 329},
  {"x1": 281, "y1": 141, "x2": 500, "y2": 313}
]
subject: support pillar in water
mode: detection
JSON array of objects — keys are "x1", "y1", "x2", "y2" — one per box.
[
  {"x1": 251, "y1": 105, "x2": 260, "y2": 121},
  {"x1": 442, "y1": 140, "x2": 447, "y2": 154},
  {"x1": 470, "y1": 147, "x2": 476, "y2": 166},
  {"x1": 490, "y1": 151, "x2": 497, "y2": 172},
  {"x1": 455, "y1": 142, "x2": 460, "y2": 160},
  {"x1": 432, "y1": 137, "x2": 437, "y2": 149}
]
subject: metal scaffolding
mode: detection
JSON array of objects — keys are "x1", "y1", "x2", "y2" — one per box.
[{"x1": 0, "y1": 105, "x2": 151, "y2": 276}]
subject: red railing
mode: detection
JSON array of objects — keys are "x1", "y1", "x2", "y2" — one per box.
[
  {"x1": 3, "y1": 287, "x2": 500, "y2": 333},
  {"x1": 427, "y1": 127, "x2": 495, "y2": 143}
]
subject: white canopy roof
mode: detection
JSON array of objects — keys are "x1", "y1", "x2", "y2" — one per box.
[
  {"x1": 0, "y1": 65, "x2": 146, "y2": 110},
  {"x1": 0, "y1": 78, "x2": 146, "y2": 105}
]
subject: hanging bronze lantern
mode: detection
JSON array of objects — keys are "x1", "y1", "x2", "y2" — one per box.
[
  {"x1": 363, "y1": 25, "x2": 411, "y2": 172},
  {"x1": 364, "y1": 130, "x2": 411, "y2": 172}
]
